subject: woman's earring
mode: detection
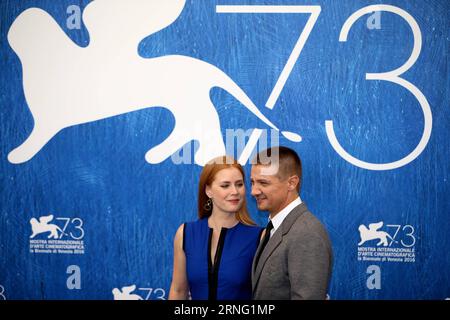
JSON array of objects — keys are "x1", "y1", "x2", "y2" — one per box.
[{"x1": 204, "y1": 198, "x2": 212, "y2": 211}]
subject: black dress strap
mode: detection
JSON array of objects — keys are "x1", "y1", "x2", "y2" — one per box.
[{"x1": 182, "y1": 222, "x2": 186, "y2": 252}]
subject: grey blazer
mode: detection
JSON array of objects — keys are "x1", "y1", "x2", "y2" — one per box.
[{"x1": 252, "y1": 203, "x2": 333, "y2": 300}]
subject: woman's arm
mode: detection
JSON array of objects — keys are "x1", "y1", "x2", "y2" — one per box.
[
  {"x1": 259, "y1": 228, "x2": 266, "y2": 242},
  {"x1": 168, "y1": 224, "x2": 190, "y2": 300}
]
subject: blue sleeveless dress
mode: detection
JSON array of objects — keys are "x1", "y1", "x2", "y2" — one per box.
[{"x1": 183, "y1": 218, "x2": 262, "y2": 300}]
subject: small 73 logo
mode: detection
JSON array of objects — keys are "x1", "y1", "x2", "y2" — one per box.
[
  {"x1": 30, "y1": 214, "x2": 84, "y2": 240},
  {"x1": 358, "y1": 221, "x2": 416, "y2": 247}
]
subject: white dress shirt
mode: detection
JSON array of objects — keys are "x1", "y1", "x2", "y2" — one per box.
[{"x1": 268, "y1": 196, "x2": 302, "y2": 238}]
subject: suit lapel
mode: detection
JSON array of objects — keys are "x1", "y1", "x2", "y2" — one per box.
[
  {"x1": 252, "y1": 203, "x2": 309, "y2": 293},
  {"x1": 252, "y1": 228, "x2": 282, "y2": 292}
]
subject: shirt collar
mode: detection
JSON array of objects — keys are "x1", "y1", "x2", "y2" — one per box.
[{"x1": 269, "y1": 196, "x2": 302, "y2": 236}]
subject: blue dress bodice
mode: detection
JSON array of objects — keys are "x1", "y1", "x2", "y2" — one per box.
[{"x1": 183, "y1": 218, "x2": 262, "y2": 300}]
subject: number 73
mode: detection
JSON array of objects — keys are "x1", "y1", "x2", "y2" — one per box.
[{"x1": 217, "y1": 4, "x2": 431, "y2": 171}]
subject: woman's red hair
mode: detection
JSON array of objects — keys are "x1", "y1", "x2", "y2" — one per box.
[{"x1": 198, "y1": 156, "x2": 255, "y2": 226}]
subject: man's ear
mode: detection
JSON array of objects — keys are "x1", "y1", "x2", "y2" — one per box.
[{"x1": 287, "y1": 175, "x2": 300, "y2": 191}]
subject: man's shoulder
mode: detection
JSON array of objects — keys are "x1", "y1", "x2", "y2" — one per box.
[
  {"x1": 289, "y1": 207, "x2": 328, "y2": 236},
  {"x1": 283, "y1": 206, "x2": 333, "y2": 255}
]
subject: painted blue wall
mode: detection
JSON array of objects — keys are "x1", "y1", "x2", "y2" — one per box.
[{"x1": 0, "y1": 0, "x2": 448, "y2": 299}]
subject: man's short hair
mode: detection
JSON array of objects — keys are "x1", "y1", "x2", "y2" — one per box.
[{"x1": 253, "y1": 146, "x2": 302, "y2": 191}]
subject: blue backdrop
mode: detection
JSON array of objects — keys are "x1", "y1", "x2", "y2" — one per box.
[{"x1": 0, "y1": 0, "x2": 448, "y2": 300}]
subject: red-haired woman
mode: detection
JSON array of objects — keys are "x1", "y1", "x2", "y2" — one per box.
[{"x1": 169, "y1": 156, "x2": 262, "y2": 300}]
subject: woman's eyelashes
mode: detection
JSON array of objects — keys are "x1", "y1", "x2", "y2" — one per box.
[{"x1": 220, "y1": 182, "x2": 244, "y2": 189}]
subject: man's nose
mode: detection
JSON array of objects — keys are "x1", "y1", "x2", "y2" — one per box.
[{"x1": 251, "y1": 185, "x2": 260, "y2": 196}]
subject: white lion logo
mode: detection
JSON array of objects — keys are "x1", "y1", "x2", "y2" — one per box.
[
  {"x1": 112, "y1": 285, "x2": 143, "y2": 300},
  {"x1": 30, "y1": 214, "x2": 62, "y2": 239},
  {"x1": 358, "y1": 221, "x2": 394, "y2": 246},
  {"x1": 7, "y1": 0, "x2": 300, "y2": 166}
]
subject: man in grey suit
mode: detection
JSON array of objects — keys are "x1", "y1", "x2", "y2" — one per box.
[{"x1": 250, "y1": 146, "x2": 333, "y2": 300}]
